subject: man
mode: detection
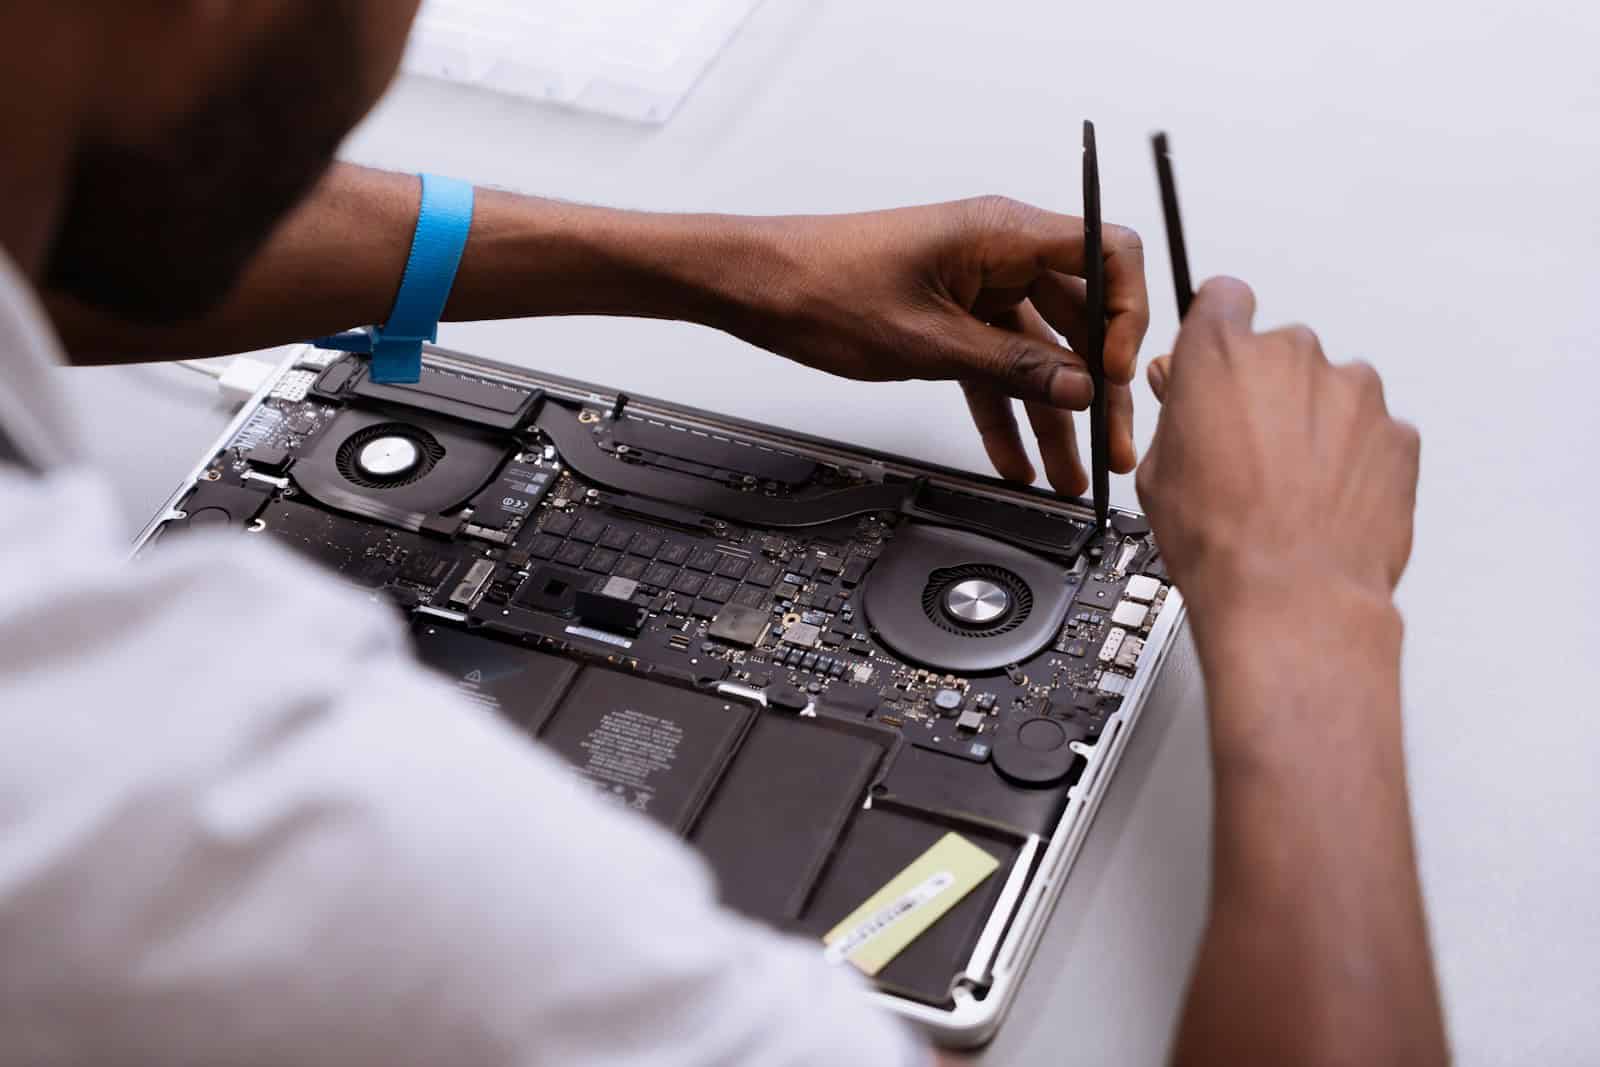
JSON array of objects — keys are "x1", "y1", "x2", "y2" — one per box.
[{"x1": 0, "y1": 3, "x2": 1447, "y2": 1065}]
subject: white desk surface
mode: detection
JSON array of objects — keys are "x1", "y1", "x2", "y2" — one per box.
[{"x1": 54, "y1": 2, "x2": 1599, "y2": 1062}]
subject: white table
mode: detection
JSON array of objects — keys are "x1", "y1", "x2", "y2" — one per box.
[{"x1": 56, "y1": 2, "x2": 1600, "y2": 1062}]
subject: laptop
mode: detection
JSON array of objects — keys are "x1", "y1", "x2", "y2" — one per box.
[{"x1": 132, "y1": 343, "x2": 1185, "y2": 1047}]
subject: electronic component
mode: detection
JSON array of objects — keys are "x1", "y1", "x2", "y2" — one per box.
[
  {"x1": 449, "y1": 558, "x2": 496, "y2": 607},
  {"x1": 991, "y1": 715, "x2": 1088, "y2": 787},
  {"x1": 145, "y1": 341, "x2": 1176, "y2": 1034},
  {"x1": 600, "y1": 575, "x2": 640, "y2": 601},
  {"x1": 574, "y1": 587, "x2": 648, "y2": 636},
  {"x1": 1124, "y1": 574, "x2": 1161, "y2": 603},
  {"x1": 1111, "y1": 600, "x2": 1148, "y2": 630},
  {"x1": 538, "y1": 669, "x2": 753, "y2": 833},
  {"x1": 1097, "y1": 672, "x2": 1130, "y2": 695},
  {"x1": 781, "y1": 621, "x2": 822, "y2": 648},
  {"x1": 1113, "y1": 635, "x2": 1145, "y2": 672},
  {"x1": 707, "y1": 604, "x2": 768, "y2": 647},
  {"x1": 1097, "y1": 627, "x2": 1127, "y2": 663},
  {"x1": 1076, "y1": 578, "x2": 1121, "y2": 610},
  {"x1": 469, "y1": 460, "x2": 556, "y2": 532},
  {"x1": 411, "y1": 623, "x2": 578, "y2": 733}
]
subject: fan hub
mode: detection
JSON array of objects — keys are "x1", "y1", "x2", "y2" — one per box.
[
  {"x1": 943, "y1": 578, "x2": 1011, "y2": 625},
  {"x1": 357, "y1": 435, "x2": 421, "y2": 479}
]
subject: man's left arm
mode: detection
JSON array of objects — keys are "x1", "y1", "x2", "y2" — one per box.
[{"x1": 47, "y1": 163, "x2": 1148, "y2": 493}]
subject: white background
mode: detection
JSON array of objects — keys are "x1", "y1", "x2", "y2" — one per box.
[{"x1": 58, "y1": 1, "x2": 1599, "y2": 1062}]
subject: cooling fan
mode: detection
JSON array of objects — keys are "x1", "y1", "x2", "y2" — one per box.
[
  {"x1": 861, "y1": 524, "x2": 1076, "y2": 673},
  {"x1": 290, "y1": 409, "x2": 509, "y2": 531}
]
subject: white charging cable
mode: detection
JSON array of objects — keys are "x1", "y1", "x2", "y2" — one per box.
[{"x1": 173, "y1": 355, "x2": 280, "y2": 407}]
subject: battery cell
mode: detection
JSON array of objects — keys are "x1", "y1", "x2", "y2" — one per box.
[{"x1": 538, "y1": 669, "x2": 753, "y2": 834}]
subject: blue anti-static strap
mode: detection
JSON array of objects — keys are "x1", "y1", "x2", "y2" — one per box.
[{"x1": 313, "y1": 173, "x2": 475, "y2": 384}]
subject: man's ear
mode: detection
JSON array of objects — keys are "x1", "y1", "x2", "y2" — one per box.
[{"x1": 84, "y1": 0, "x2": 270, "y2": 142}]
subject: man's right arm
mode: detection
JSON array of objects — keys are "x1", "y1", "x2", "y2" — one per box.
[{"x1": 1138, "y1": 279, "x2": 1448, "y2": 1064}]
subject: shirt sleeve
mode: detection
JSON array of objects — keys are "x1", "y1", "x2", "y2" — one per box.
[{"x1": 0, "y1": 467, "x2": 928, "y2": 1067}]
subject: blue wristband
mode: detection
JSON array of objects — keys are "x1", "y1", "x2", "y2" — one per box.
[{"x1": 313, "y1": 173, "x2": 475, "y2": 384}]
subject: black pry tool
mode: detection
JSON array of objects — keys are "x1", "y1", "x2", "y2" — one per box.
[
  {"x1": 1081, "y1": 120, "x2": 1110, "y2": 534},
  {"x1": 1151, "y1": 132, "x2": 1195, "y2": 318}
]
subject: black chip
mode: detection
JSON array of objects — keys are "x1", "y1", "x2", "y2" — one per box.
[
  {"x1": 642, "y1": 562, "x2": 678, "y2": 588},
  {"x1": 245, "y1": 445, "x2": 293, "y2": 475},
  {"x1": 572, "y1": 518, "x2": 607, "y2": 543},
  {"x1": 818, "y1": 556, "x2": 844, "y2": 575},
  {"x1": 732, "y1": 585, "x2": 768, "y2": 609},
  {"x1": 715, "y1": 555, "x2": 751, "y2": 580},
  {"x1": 673, "y1": 572, "x2": 706, "y2": 596},
  {"x1": 599, "y1": 526, "x2": 634, "y2": 551},
  {"x1": 615, "y1": 556, "x2": 647, "y2": 580},
  {"x1": 1111, "y1": 513, "x2": 1152, "y2": 537},
  {"x1": 687, "y1": 548, "x2": 720, "y2": 572},
  {"x1": 556, "y1": 541, "x2": 590, "y2": 567},
  {"x1": 776, "y1": 581, "x2": 801, "y2": 601},
  {"x1": 584, "y1": 548, "x2": 620, "y2": 573},
  {"x1": 747, "y1": 563, "x2": 780, "y2": 587},
  {"x1": 822, "y1": 684, "x2": 881, "y2": 717},
  {"x1": 399, "y1": 550, "x2": 454, "y2": 586},
  {"x1": 841, "y1": 557, "x2": 869, "y2": 585},
  {"x1": 537, "y1": 670, "x2": 752, "y2": 834},
  {"x1": 543, "y1": 513, "x2": 575, "y2": 537},
  {"x1": 658, "y1": 542, "x2": 690, "y2": 565},
  {"x1": 505, "y1": 550, "x2": 530, "y2": 568},
  {"x1": 690, "y1": 598, "x2": 720, "y2": 618},
  {"x1": 708, "y1": 604, "x2": 768, "y2": 647},
  {"x1": 799, "y1": 557, "x2": 820, "y2": 577},
  {"x1": 825, "y1": 594, "x2": 846, "y2": 612},
  {"x1": 1077, "y1": 578, "x2": 1121, "y2": 610},
  {"x1": 630, "y1": 533, "x2": 663, "y2": 557},
  {"x1": 701, "y1": 578, "x2": 738, "y2": 603},
  {"x1": 515, "y1": 565, "x2": 589, "y2": 615},
  {"x1": 528, "y1": 534, "x2": 562, "y2": 559}
]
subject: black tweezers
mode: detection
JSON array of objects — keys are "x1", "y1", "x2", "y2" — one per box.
[{"x1": 1082, "y1": 120, "x2": 1110, "y2": 534}]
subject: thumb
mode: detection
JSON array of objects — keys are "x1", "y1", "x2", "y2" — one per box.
[
  {"x1": 1183, "y1": 276, "x2": 1258, "y2": 341},
  {"x1": 942, "y1": 314, "x2": 1094, "y2": 409}
]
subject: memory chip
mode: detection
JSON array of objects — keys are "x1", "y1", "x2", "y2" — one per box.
[{"x1": 537, "y1": 670, "x2": 753, "y2": 833}]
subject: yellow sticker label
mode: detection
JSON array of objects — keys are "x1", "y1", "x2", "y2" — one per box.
[{"x1": 822, "y1": 832, "x2": 1000, "y2": 976}]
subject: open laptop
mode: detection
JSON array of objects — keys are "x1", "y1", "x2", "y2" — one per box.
[{"x1": 132, "y1": 343, "x2": 1185, "y2": 1047}]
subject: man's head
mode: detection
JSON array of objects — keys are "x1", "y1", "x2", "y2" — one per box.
[{"x1": 42, "y1": 1, "x2": 420, "y2": 323}]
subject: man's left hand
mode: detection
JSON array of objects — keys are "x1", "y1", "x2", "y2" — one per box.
[{"x1": 727, "y1": 196, "x2": 1148, "y2": 495}]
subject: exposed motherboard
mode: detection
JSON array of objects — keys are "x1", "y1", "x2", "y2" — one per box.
[{"x1": 145, "y1": 348, "x2": 1176, "y2": 1011}]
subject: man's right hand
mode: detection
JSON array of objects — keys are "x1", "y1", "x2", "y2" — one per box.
[
  {"x1": 1136, "y1": 277, "x2": 1421, "y2": 635},
  {"x1": 1142, "y1": 278, "x2": 1448, "y2": 1066}
]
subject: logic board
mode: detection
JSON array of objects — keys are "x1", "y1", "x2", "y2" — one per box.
[{"x1": 137, "y1": 345, "x2": 1183, "y2": 1045}]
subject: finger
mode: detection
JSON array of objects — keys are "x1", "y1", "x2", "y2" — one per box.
[
  {"x1": 940, "y1": 313, "x2": 1093, "y2": 409},
  {"x1": 1026, "y1": 272, "x2": 1090, "y2": 355},
  {"x1": 1147, "y1": 355, "x2": 1173, "y2": 402},
  {"x1": 1006, "y1": 300, "x2": 1087, "y2": 494},
  {"x1": 957, "y1": 198, "x2": 1148, "y2": 382},
  {"x1": 1023, "y1": 399, "x2": 1087, "y2": 496},
  {"x1": 1101, "y1": 223, "x2": 1150, "y2": 387},
  {"x1": 960, "y1": 382, "x2": 1035, "y2": 483},
  {"x1": 1183, "y1": 276, "x2": 1258, "y2": 342},
  {"x1": 1107, "y1": 381, "x2": 1137, "y2": 472}
]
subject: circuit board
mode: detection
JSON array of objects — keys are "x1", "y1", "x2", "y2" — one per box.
[{"x1": 143, "y1": 347, "x2": 1177, "y2": 1014}]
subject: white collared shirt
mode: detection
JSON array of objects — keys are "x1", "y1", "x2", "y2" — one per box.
[{"x1": 0, "y1": 251, "x2": 923, "y2": 1067}]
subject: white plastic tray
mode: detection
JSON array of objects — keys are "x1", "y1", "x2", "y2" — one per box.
[{"x1": 402, "y1": 0, "x2": 764, "y2": 124}]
